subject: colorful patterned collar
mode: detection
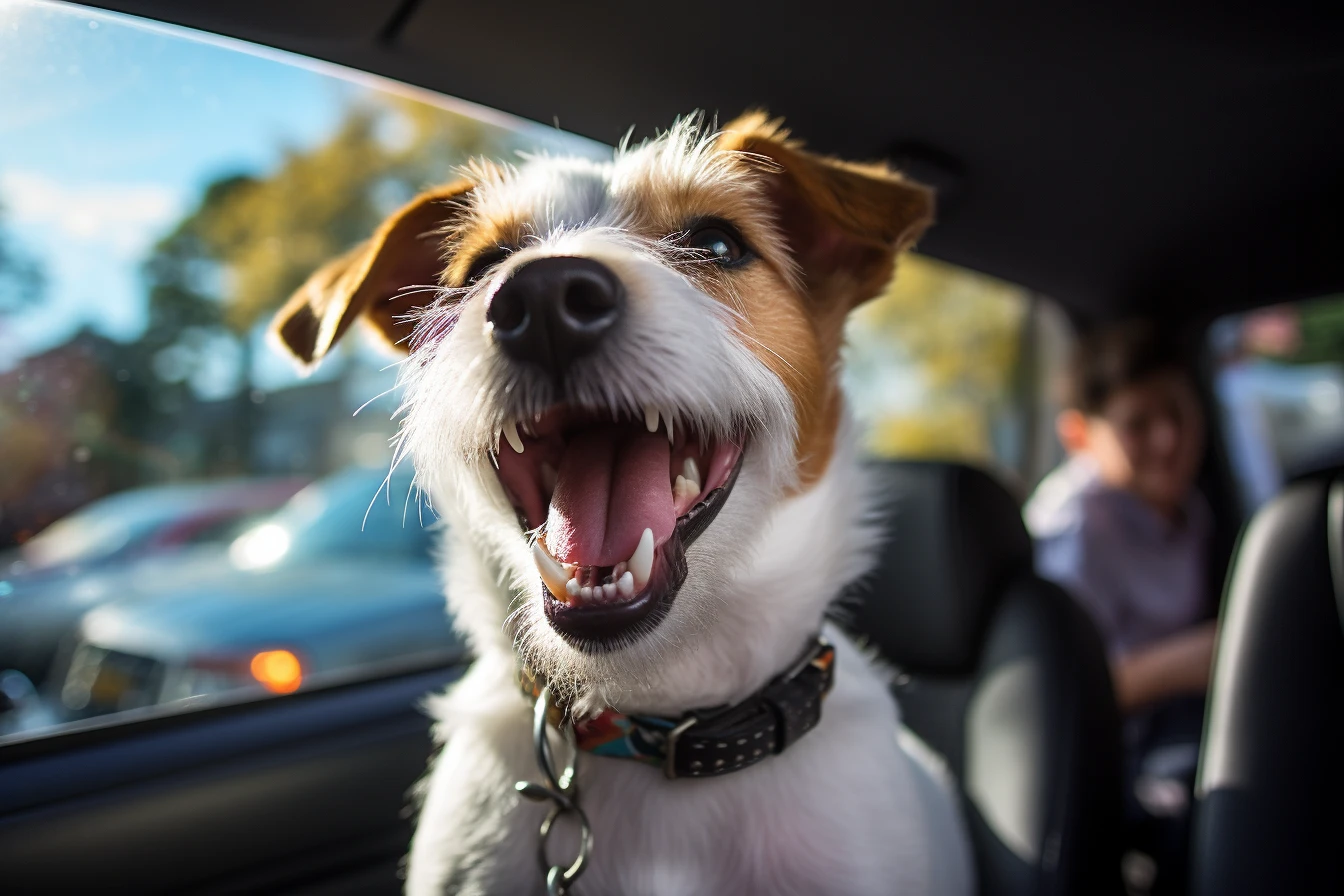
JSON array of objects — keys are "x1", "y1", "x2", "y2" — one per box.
[{"x1": 519, "y1": 636, "x2": 836, "y2": 779}]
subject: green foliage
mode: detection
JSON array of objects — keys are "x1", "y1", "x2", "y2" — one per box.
[
  {"x1": 1293, "y1": 295, "x2": 1344, "y2": 365},
  {"x1": 139, "y1": 97, "x2": 529, "y2": 391},
  {"x1": 845, "y1": 253, "x2": 1027, "y2": 463}
]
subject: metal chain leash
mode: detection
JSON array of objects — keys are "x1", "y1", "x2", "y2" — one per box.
[{"x1": 514, "y1": 684, "x2": 593, "y2": 896}]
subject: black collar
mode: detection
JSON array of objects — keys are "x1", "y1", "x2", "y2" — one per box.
[{"x1": 520, "y1": 635, "x2": 835, "y2": 779}]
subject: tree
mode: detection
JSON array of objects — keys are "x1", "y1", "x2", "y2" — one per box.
[
  {"x1": 140, "y1": 98, "x2": 526, "y2": 391},
  {"x1": 845, "y1": 253, "x2": 1027, "y2": 463}
]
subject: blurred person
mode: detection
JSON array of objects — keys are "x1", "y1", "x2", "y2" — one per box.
[{"x1": 1025, "y1": 321, "x2": 1215, "y2": 895}]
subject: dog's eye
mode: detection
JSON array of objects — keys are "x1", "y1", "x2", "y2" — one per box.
[
  {"x1": 683, "y1": 225, "x2": 747, "y2": 266},
  {"x1": 463, "y1": 247, "x2": 511, "y2": 285}
]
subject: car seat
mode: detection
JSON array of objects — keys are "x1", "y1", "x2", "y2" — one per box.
[
  {"x1": 838, "y1": 460, "x2": 1124, "y2": 896},
  {"x1": 1191, "y1": 471, "x2": 1344, "y2": 894}
]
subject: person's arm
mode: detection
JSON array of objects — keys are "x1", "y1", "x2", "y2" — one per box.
[{"x1": 1110, "y1": 619, "x2": 1217, "y2": 713}]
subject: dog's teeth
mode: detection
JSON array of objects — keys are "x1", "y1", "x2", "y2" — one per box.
[
  {"x1": 503, "y1": 420, "x2": 524, "y2": 454},
  {"x1": 682, "y1": 457, "x2": 701, "y2": 489},
  {"x1": 628, "y1": 527, "x2": 654, "y2": 590},
  {"x1": 674, "y1": 475, "x2": 698, "y2": 506},
  {"x1": 644, "y1": 404, "x2": 659, "y2": 433},
  {"x1": 540, "y1": 462, "x2": 558, "y2": 495},
  {"x1": 602, "y1": 583, "x2": 618, "y2": 600},
  {"x1": 580, "y1": 585, "x2": 594, "y2": 600},
  {"x1": 565, "y1": 577, "x2": 580, "y2": 598},
  {"x1": 664, "y1": 412, "x2": 674, "y2": 444},
  {"x1": 532, "y1": 540, "x2": 571, "y2": 600},
  {"x1": 617, "y1": 571, "x2": 634, "y2": 597}
]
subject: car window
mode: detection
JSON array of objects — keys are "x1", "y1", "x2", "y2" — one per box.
[
  {"x1": 1209, "y1": 296, "x2": 1344, "y2": 514},
  {"x1": 0, "y1": 0, "x2": 599, "y2": 741},
  {"x1": 0, "y1": 0, "x2": 1063, "y2": 743},
  {"x1": 844, "y1": 256, "x2": 1070, "y2": 491}
]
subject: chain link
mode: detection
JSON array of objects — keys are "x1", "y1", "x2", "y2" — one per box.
[{"x1": 514, "y1": 685, "x2": 593, "y2": 896}]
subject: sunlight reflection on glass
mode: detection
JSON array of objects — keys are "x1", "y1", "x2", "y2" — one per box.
[{"x1": 229, "y1": 522, "x2": 291, "y2": 569}]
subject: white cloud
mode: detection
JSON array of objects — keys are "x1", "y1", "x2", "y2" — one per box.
[{"x1": 0, "y1": 169, "x2": 181, "y2": 258}]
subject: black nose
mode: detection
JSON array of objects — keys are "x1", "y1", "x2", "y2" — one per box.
[{"x1": 486, "y1": 256, "x2": 625, "y2": 380}]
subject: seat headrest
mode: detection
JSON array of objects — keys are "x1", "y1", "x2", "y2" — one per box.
[{"x1": 843, "y1": 460, "x2": 1034, "y2": 675}]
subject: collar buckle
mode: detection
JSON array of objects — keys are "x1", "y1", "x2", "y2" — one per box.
[{"x1": 662, "y1": 715, "x2": 699, "y2": 780}]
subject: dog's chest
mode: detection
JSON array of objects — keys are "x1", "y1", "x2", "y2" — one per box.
[
  {"x1": 554, "y1": 737, "x2": 913, "y2": 896},
  {"x1": 414, "y1": 642, "x2": 969, "y2": 896}
]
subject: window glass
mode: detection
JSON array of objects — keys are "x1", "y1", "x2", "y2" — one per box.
[
  {"x1": 0, "y1": 0, "x2": 600, "y2": 741},
  {"x1": 1209, "y1": 297, "x2": 1344, "y2": 513},
  {"x1": 0, "y1": 0, "x2": 1063, "y2": 742},
  {"x1": 843, "y1": 255, "x2": 1070, "y2": 491}
]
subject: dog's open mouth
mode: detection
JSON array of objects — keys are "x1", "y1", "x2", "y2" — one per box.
[{"x1": 492, "y1": 406, "x2": 743, "y2": 647}]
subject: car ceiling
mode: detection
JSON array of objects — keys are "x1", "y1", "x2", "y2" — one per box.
[{"x1": 84, "y1": 0, "x2": 1344, "y2": 324}]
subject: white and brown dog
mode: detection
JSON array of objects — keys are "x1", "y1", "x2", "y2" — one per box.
[{"x1": 271, "y1": 112, "x2": 973, "y2": 895}]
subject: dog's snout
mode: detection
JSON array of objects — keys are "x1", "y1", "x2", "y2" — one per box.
[{"x1": 486, "y1": 256, "x2": 625, "y2": 379}]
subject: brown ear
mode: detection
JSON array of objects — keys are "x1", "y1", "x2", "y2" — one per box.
[
  {"x1": 717, "y1": 111, "x2": 934, "y2": 307},
  {"x1": 269, "y1": 179, "x2": 475, "y2": 368}
]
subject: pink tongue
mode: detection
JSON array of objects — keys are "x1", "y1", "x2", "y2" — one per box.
[{"x1": 546, "y1": 427, "x2": 675, "y2": 567}]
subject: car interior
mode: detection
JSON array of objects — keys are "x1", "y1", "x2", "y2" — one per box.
[
  {"x1": 845, "y1": 461, "x2": 1123, "y2": 895},
  {"x1": 1191, "y1": 470, "x2": 1344, "y2": 895},
  {"x1": 1, "y1": 1, "x2": 1342, "y2": 893}
]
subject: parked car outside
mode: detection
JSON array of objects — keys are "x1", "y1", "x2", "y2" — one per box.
[
  {"x1": 0, "y1": 477, "x2": 306, "y2": 687},
  {"x1": 54, "y1": 466, "x2": 461, "y2": 722}
]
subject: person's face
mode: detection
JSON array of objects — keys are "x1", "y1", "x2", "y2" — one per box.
[{"x1": 1064, "y1": 372, "x2": 1206, "y2": 516}]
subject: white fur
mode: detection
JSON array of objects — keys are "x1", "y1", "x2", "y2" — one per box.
[
  {"x1": 409, "y1": 449, "x2": 973, "y2": 895},
  {"x1": 380, "y1": 121, "x2": 973, "y2": 894}
]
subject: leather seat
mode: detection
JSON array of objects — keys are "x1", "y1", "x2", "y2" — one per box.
[
  {"x1": 838, "y1": 460, "x2": 1124, "y2": 896},
  {"x1": 1191, "y1": 472, "x2": 1344, "y2": 895}
]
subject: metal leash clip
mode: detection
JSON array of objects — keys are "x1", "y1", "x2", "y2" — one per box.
[{"x1": 514, "y1": 684, "x2": 593, "y2": 896}]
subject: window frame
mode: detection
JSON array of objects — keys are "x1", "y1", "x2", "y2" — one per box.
[{"x1": 0, "y1": 654, "x2": 463, "y2": 891}]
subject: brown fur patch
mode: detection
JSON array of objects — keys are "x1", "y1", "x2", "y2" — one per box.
[
  {"x1": 270, "y1": 179, "x2": 476, "y2": 365},
  {"x1": 710, "y1": 112, "x2": 935, "y2": 487}
]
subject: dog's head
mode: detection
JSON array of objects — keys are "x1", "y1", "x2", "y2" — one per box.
[{"x1": 271, "y1": 113, "x2": 931, "y2": 711}]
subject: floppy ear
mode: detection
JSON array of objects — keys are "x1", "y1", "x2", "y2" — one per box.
[
  {"x1": 269, "y1": 179, "x2": 475, "y2": 368},
  {"x1": 717, "y1": 111, "x2": 934, "y2": 308}
]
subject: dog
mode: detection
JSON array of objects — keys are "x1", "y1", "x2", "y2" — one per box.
[{"x1": 270, "y1": 112, "x2": 974, "y2": 895}]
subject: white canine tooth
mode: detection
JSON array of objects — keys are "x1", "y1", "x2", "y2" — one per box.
[
  {"x1": 664, "y1": 412, "x2": 674, "y2": 444},
  {"x1": 565, "y1": 578, "x2": 580, "y2": 597},
  {"x1": 617, "y1": 571, "x2": 635, "y2": 596},
  {"x1": 681, "y1": 457, "x2": 701, "y2": 489},
  {"x1": 540, "y1": 462, "x2": 558, "y2": 495},
  {"x1": 644, "y1": 404, "x2": 659, "y2": 433},
  {"x1": 532, "y1": 540, "x2": 571, "y2": 600},
  {"x1": 580, "y1": 586, "x2": 593, "y2": 600},
  {"x1": 602, "y1": 583, "x2": 618, "y2": 600},
  {"x1": 674, "y1": 475, "x2": 698, "y2": 506},
  {"x1": 628, "y1": 527, "x2": 654, "y2": 589},
  {"x1": 503, "y1": 420, "x2": 524, "y2": 454}
]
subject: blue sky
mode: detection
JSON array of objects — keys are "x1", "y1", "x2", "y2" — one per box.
[
  {"x1": 0, "y1": 0, "x2": 600, "y2": 384},
  {"x1": 0, "y1": 0, "x2": 358, "y2": 366}
]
